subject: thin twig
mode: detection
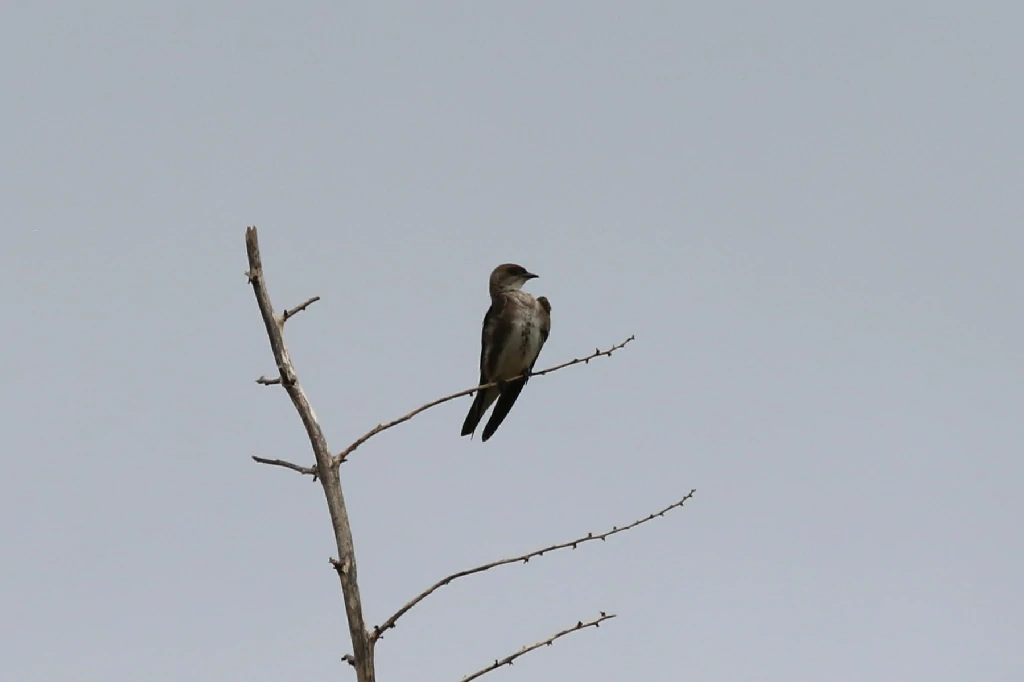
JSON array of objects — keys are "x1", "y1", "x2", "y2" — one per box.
[
  {"x1": 252, "y1": 455, "x2": 318, "y2": 478},
  {"x1": 337, "y1": 335, "x2": 635, "y2": 463},
  {"x1": 256, "y1": 375, "x2": 283, "y2": 385},
  {"x1": 372, "y1": 489, "x2": 694, "y2": 642},
  {"x1": 460, "y1": 613, "x2": 616, "y2": 682},
  {"x1": 281, "y1": 295, "x2": 321, "y2": 323}
]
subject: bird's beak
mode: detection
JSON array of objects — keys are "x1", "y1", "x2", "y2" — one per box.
[{"x1": 524, "y1": 272, "x2": 538, "y2": 280}]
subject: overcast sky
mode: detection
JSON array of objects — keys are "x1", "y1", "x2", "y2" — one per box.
[{"x1": 3, "y1": 2, "x2": 1022, "y2": 681}]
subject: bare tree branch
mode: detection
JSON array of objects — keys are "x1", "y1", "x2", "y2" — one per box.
[
  {"x1": 373, "y1": 489, "x2": 695, "y2": 642},
  {"x1": 337, "y1": 335, "x2": 636, "y2": 463},
  {"x1": 245, "y1": 230, "x2": 670, "y2": 680},
  {"x1": 245, "y1": 226, "x2": 375, "y2": 682},
  {"x1": 253, "y1": 301, "x2": 320, "y2": 386},
  {"x1": 252, "y1": 455, "x2": 318, "y2": 478},
  {"x1": 281, "y1": 295, "x2": 321, "y2": 323},
  {"x1": 460, "y1": 613, "x2": 616, "y2": 682}
]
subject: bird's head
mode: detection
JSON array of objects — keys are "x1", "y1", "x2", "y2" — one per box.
[{"x1": 490, "y1": 263, "x2": 538, "y2": 294}]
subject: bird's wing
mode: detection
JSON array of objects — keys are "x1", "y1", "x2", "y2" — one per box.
[
  {"x1": 481, "y1": 294, "x2": 511, "y2": 381},
  {"x1": 461, "y1": 295, "x2": 508, "y2": 437},
  {"x1": 534, "y1": 296, "x2": 552, "y2": 367}
]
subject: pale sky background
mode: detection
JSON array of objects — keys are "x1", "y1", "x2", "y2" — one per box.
[{"x1": 2, "y1": 2, "x2": 1022, "y2": 681}]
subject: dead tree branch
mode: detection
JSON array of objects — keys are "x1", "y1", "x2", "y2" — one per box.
[
  {"x1": 337, "y1": 335, "x2": 635, "y2": 463},
  {"x1": 373, "y1": 489, "x2": 695, "y2": 642},
  {"x1": 460, "y1": 613, "x2": 616, "y2": 682},
  {"x1": 251, "y1": 455, "x2": 318, "y2": 478},
  {"x1": 282, "y1": 295, "x2": 320, "y2": 322},
  {"x1": 244, "y1": 229, "x2": 674, "y2": 679},
  {"x1": 245, "y1": 226, "x2": 375, "y2": 682}
]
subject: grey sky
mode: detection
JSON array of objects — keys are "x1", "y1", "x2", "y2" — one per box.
[{"x1": 2, "y1": 2, "x2": 1022, "y2": 680}]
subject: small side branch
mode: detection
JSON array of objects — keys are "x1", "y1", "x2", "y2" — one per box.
[
  {"x1": 281, "y1": 295, "x2": 320, "y2": 323},
  {"x1": 337, "y1": 335, "x2": 635, "y2": 463},
  {"x1": 252, "y1": 455, "x2": 318, "y2": 478},
  {"x1": 373, "y1": 489, "x2": 694, "y2": 642},
  {"x1": 460, "y1": 613, "x2": 616, "y2": 682},
  {"x1": 253, "y1": 297, "x2": 319, "y2": 384}
]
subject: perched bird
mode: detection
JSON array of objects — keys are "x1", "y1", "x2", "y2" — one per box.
[{"x1": 461, "y1": 263, "x2": 551, "y2": 441}]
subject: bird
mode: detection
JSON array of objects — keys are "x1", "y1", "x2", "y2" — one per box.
[{"x1": 461, "y1": 263, "x2": 551, "y2": 441}]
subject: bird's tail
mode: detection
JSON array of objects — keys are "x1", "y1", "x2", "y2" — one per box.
[
  {"x1": 481, "y1": 377, "x2": 528, "y2": 442},
  {"x1": 461, "y1": 386, "x2": 498, "y2": 437}
]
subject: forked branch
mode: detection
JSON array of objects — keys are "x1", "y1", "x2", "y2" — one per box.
[
  {"x1": 373, "y1": 489, "x2": 695, "y2": 642},
  {"x1": 337, "y1": 336, "x2": 635, "y2": 463},
  {"x1": 460, "y1": 613, "x2": 616, "y2": 682}
]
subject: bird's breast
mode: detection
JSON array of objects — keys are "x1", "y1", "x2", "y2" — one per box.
[{"x1": 492, "y1": 303, "x2": 544, "y2": 381}]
